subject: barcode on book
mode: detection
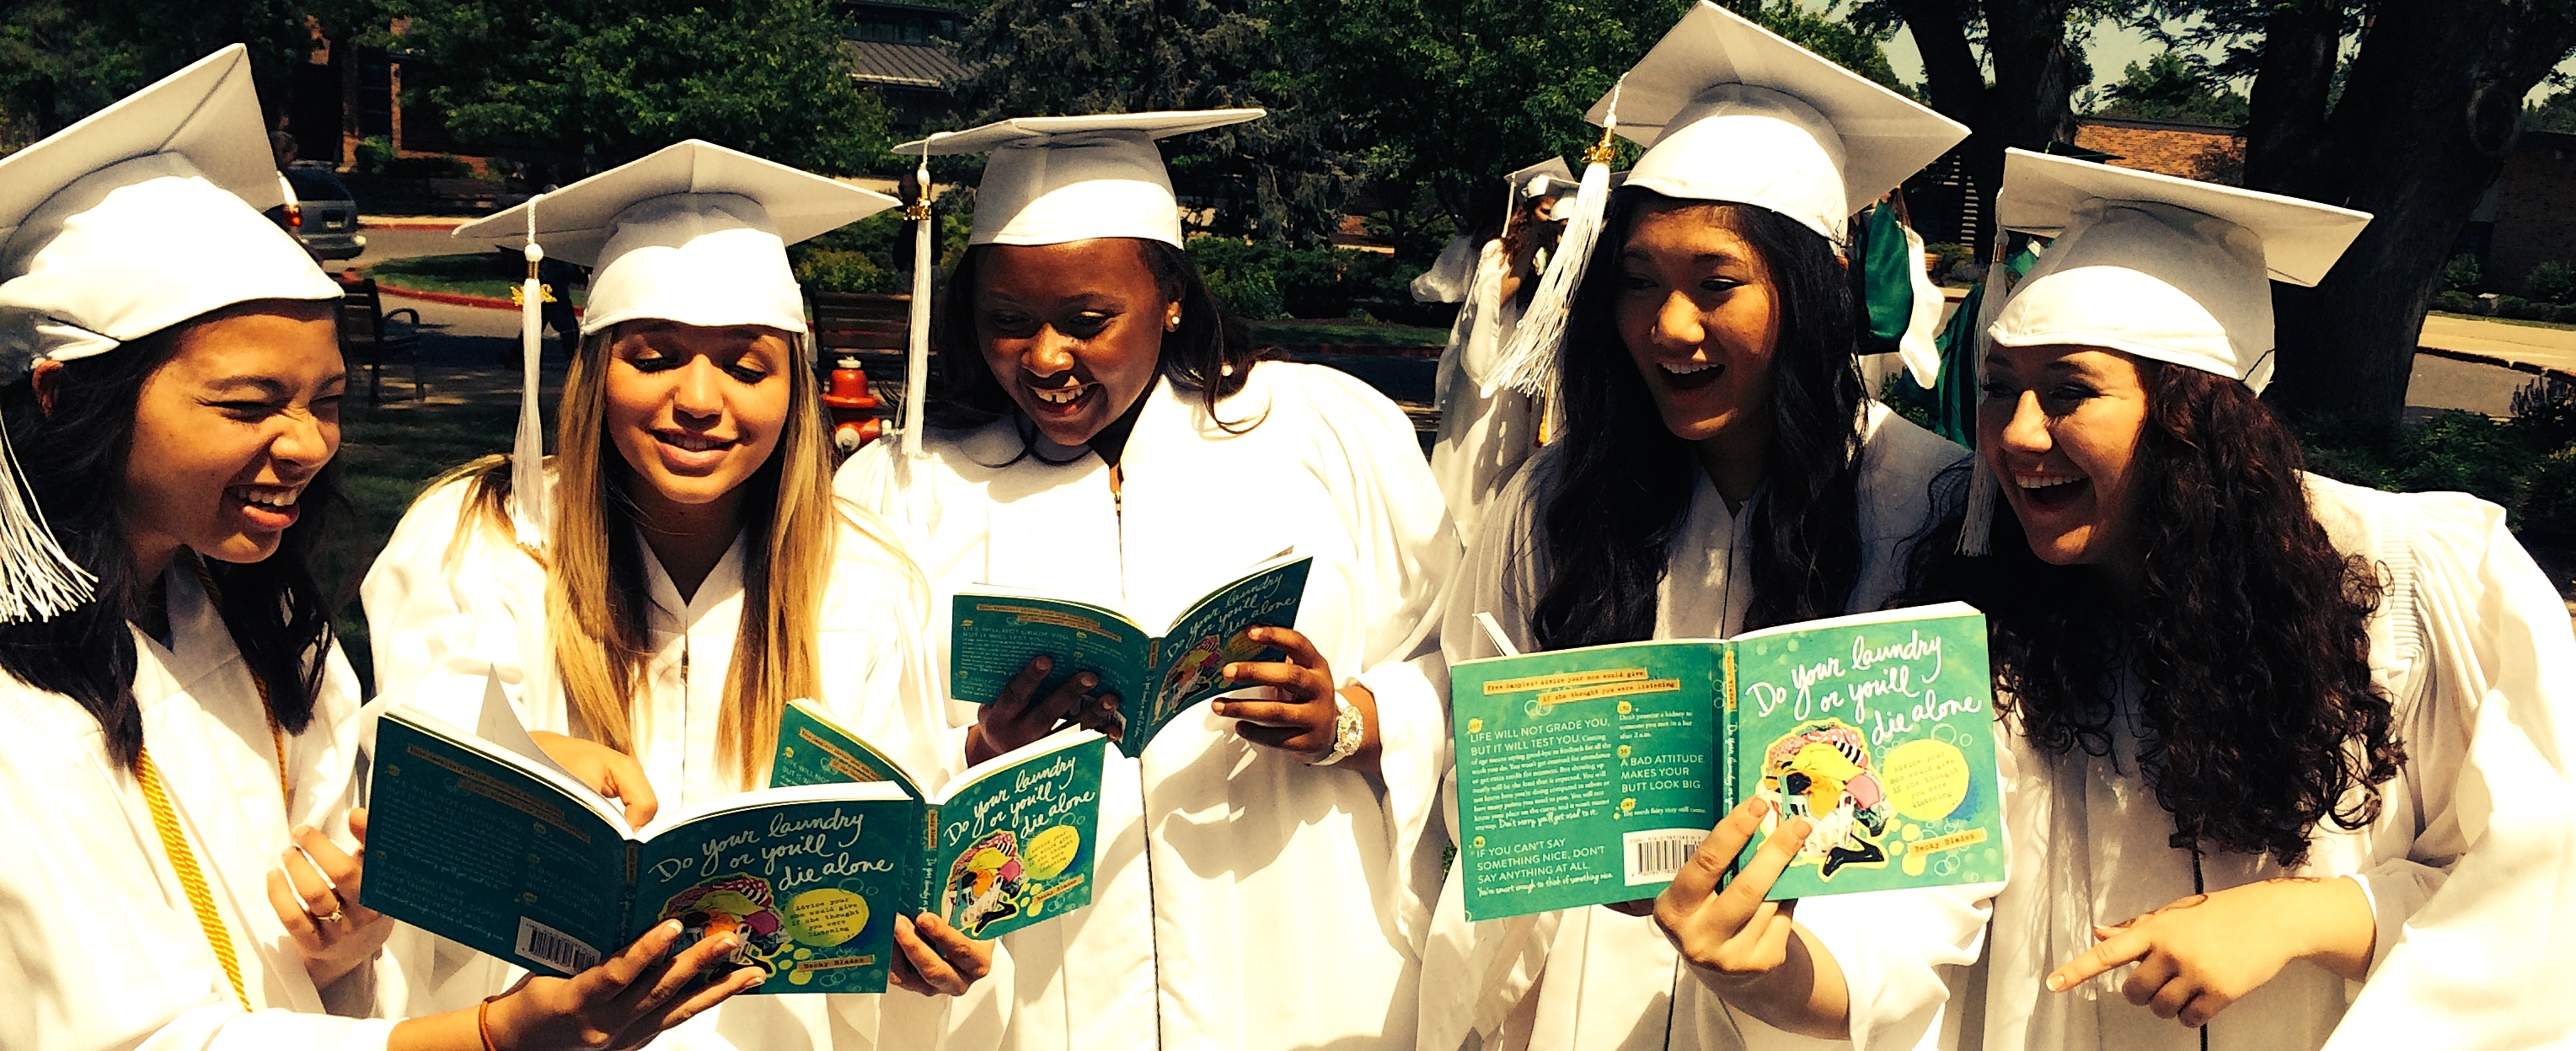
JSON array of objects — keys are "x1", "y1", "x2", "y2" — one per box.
[
  {"x1": 1623, "y1": 828, "x2": 1706, "y2": 885},
  {"x1": 515, "y1": 917, "x2": 600, "y2": 974}
]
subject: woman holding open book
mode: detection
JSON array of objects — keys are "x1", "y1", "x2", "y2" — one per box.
[
  {"x1": 1414, "y1": 5, "x2": 1994, "y2": 1049},
  {"x1": 1844, "y1": 150, "x2": 2576, "y2": 1049},
  {"x1": 0, "y1": 47, "x2": 763, "y2": 1051},
  {"x1": 358, "y1": 141, "x2": 988, "y2": 1048},
  {"x1": 833, "y1": 110, "x2": 1457, "y2": 1051}
]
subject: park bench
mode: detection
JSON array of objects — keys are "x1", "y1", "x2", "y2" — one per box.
[
  {"x1": 809, "y1": 291, "x2": 921, "y2": 382},
  {"x1": 336, "y1": 276, "x2": 424, "y2": 405}
]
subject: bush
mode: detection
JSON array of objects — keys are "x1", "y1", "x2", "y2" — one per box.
[
  {"x1": 1925, "y1": 241, "x2": 1978, "y2": 281},
  {"x1": 1187, "y1": 237, "x2": 1288, "y2": 319},
  {"x1": 2431, "y1": 289, "x2": 2481, "y2": 314},
  {"x1": 353, "y1": 136, "x2": 396, "y2": 174},
  {"x1": 1183, "y1": 237, "x2": 1419, "y2": 320},
  {"x1": 2442, "y1": 253, "x2": 2485, "y2": 293},
  {"x1": 795, "y1": 249, "x2": 892, "y2": 294},
  {"x1": 2529, "y1": 260, "x2": 2576, "y2": 305},
  {"x1": 383, "y1": 154, "x2": 474, "y2": 179},
  {"x1": 2522, "y1": 446, "x2": 2576, "y2": 541}
]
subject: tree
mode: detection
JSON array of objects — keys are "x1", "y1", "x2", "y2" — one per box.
[
  {"x1": 2525, "y1": 83, "x2": 2576, "y2": 134},
  {"x1": 2158, "y1": 0, "x2": 2576, "y2": 425},
  {"x1": 2090, "y1": 50, "x2": 2250, "y2": 125},
  {"x1": 0, "y1": 0, "x2": 362, "y2": 154},
  {"x1": 378, "y1": 0, "x2": 892, "y2": 174},
  {"x1": 951, "y1": 0, "x2": 1366, "y2": 247}
]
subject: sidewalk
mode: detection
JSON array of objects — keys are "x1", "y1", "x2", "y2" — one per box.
[{"x1": 2418, "y1": 314, "x2": 2576, "y2": 379}]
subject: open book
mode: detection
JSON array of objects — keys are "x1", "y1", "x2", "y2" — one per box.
[
  {"x1": 948, "y1": 552, "x2": 1312, "y2": 755},
  {"x1": 362, "y1": 685, "x2": 1106, "y2": 993},
  {"x1": 1449, "y1": 602, "x2": 2003, "y2": 921}
]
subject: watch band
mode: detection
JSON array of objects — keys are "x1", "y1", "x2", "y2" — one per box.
[{"x1": 1310, "y1": 691, "x2": 1365, "y2": 766}]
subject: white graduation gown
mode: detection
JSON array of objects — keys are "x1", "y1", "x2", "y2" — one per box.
[
  {"x1": 0, "y1": 562, "x2": 394, "y2": 1050},
  {"x1": 1430, "y1": 239, "x2": 1543, "y2": 551},
  {"x1": 359, "y1": 472, "x2": 957, "y2": 1051},
  {"x1": 1926, "y1": 476, "x2": 2576, "y2": 1051},
  {"x1": 835, "y1": 360, "x2": 1459, "y2": 1051},
  {"x1": 1417, "y1": 404, "x2": 1987, "y2": 1051}
]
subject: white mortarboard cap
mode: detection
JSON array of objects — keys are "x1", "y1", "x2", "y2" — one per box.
[
  {"x1": 0, "y1": 44, "x2": 340, "y2": 622},
  {"x1": 900, "y1": 110, "x2": 1264, "y2": 247},
  {"x1": 453, "y1": 140, "x2": 895, "y2": 548},
  {"x1": 1589, "y1": 2, "x2": 1968, "y2": 243},
  {"x1": 1509, "y1": 158, "x2": 1577, "y2": 200},
  {"x1": 457, "y1": 139, "x2": 899, "y2": 335},
  {"x1": 0, "y1": 44, "x2": 339, "y2": 367},
  {"x1": 1985, "y1": 148, "x2": 2371, "y2": 392}
]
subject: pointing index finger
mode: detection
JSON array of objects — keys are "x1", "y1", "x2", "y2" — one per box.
[{"x1": 2048, "y1": 928, "x2": 2152, "y2": 992}]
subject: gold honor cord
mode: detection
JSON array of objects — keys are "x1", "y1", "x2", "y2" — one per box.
[
  {"x1": 133, "y1": 557, "x2": 299, "y2": 1012},
  {"x1": 136, "y1": 747, "x2": 254, "y2": 1011}
]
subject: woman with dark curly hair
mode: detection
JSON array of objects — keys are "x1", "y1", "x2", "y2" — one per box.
[
  {"x1": 835, "y1": 111, "x2": 1457, "y2": 1051},
  {"x1": 1415, "y1": 7, "x2": 1989, "y2": 1050},
  {"x1": 1754, "y1": 149, "x2": 2576, "y2": 1049}
]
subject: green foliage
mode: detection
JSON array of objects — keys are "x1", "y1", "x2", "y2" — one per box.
[
  {"x1": 2443, "y1": 253, "x2": 2486, "y2": 293},
  {"x1": 0, "y1": 0, "x2": 367, "y2": 154},
  {"x1": 2090, "y1": 51, "x2": 2248, "y2": 126},
  {"x1": 2527, "y1": 85, "x2": 2576, "y2": 136},
  {"x1": 378, "y1": 0, "x2": 894, "y2": 173},
  {"x1": 2296, "y1": 374, "x2": 2576, "y2": 539},
  {"x1": 794, "y1": 250, "x2": 893, "y2": 294},
  {"x1": 2530, "y1": 260, "x2": 2576, "y2": 305},
  {"x1": 1186, "y1": 237, "x2": 1418, "y2": 319},
  {"x1": 953, "y1": 0, "x2": 1362, "y2": 246}
]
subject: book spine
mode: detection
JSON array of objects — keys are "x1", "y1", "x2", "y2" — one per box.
[
  {"x1": 1722, "y1": 645, "x2": 1739, "y2": 883},
  {"x1": 918, "y1": 804, "x2": 938, "y2": 917},
  {"x1": 621, "y1": 842, "x2": 640, "y2": 941}
]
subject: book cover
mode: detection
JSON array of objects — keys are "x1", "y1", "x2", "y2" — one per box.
[
  {"x1": 1448, "y1": 603, "x2": 2003, "y2": 921},
  {"x1": 948, "y1": 554, "x2": 1313, "y2": 754},
  {"x1": 769, "y1": 699, "x2": 1106, "y2": 941}
]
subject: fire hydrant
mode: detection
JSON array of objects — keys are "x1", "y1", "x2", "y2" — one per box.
[{"x1": 822, "y1": 356, "x2": 883, "y2": 453}]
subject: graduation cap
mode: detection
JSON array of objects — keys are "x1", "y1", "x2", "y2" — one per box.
[
  {"x1": 0, "y1": 44, "x2": 340, "y2": 622},
  {"x1": 1508, "y1": 158, "x2": 1577, "y2": 201},
  {"x1": 1486, "y1": 1, "x2": 1969, "y2": 400},
  {"x1": 1597, "y1": 1, "x2": 1968, "y2": 243},
  {"x1": 899, "y1": 110, "x2": 1265, "y2": 248},
  {"x1": 1986, "y1": 147, "x2": 2372, "y2": 392},
  {"x1": 886, "y1": 110, "x2": 1262, "y2": 458},
  {"x1": 454, "y1": 140, "x2": 899, "y2": 545}
]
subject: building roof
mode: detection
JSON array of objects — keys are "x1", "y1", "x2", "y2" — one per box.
[
  {"x1": 2073, "y1": 117, "x2": 2243, "y2": 185},
  {"x1": 843, "y1": 40, "x2": 963, "y2": 88}
]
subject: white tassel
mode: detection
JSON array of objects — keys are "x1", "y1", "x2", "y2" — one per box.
[
  {"x1": 1896, "y1": 219, "x2": 1945, "y2": 389},
  {"x1": 510, "y1": 193, "x2": 549, "y2": 550},
  {"x1": 1957, "y1": 230, "x2": 2015, "y2": 556},
  {"x1": 0, "y1": 416, "x2": 95, "y2": 622},
  {"x1": 1485, "y1": 78, "x2": 1624, "y2": 400},
  {"x1": 902, "y1": 148, "x2": 937, "y2": 459}
]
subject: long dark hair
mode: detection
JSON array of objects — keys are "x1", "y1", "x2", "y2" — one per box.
[
  {"x1": 0, "y1": 324, "x2": 341, "y2": 775},
  {"x1": 1529, "y1": 190, "x2": 1866, "y2": 648},
  {"x1": 925, "y1": 239, "x2": 1263, "y2": 448},
  {"x1": 1913, "y1": 362, "x2": 2399, "y2": 866}
]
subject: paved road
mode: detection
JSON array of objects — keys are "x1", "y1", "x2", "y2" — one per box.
[{"x1": 2421, "y1": 314, "x2": 2576, "y2": 378}]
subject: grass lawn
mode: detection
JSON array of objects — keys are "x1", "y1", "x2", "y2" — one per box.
[{"x1": 367, "y1": 252, "x2": 590, "y2": 306}]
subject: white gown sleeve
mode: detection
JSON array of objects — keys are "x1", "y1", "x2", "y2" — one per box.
[
  {"x1": 2322, "y1": 491, "x2": 2576, "y2": 1048},
  {"x1": 1298, "y1": 367, "x2": 1463, "y2": 947},
  {"x1": 357, "y1": 475, "x2": 546, "y2": 727}
]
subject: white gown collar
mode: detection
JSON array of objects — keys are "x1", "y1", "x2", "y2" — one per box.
[{"x1": 639, "y1": 526, "x2": 751, "y2": 623}]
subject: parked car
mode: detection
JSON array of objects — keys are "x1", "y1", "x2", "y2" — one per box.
[{"x1": 266, "y1": 160, "x2": 365, "y2": 261}]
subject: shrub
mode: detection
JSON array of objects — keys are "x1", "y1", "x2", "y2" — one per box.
[
  {"x1": 2431, "y1": 290, "x2": 2481, "y2": 314},
  {"x1": 2512, "y1": 374, "x2": 2576, "y2": 450},
  {"x1": 2442, "y1": 253, "x2": 2485, "y2": 293},
  {"x1": 795, "y1": 249, "x2": 892, "y2": 294},
  {"x1": 353, "y1": 136, "x2": 396, "y2": 174},
  {"x1": 382, "y1": 153, "x2": 474, "y2": 179},
  {"x1": 1925, "y1": 242, "x2": 1977, "y2": 281},
  {"x1": 2521, "y1": 445, "x2": 2576, "y2": 541},
  {"x1": 2530, "y1": 260, "x2": 2576, "y2": 305}
]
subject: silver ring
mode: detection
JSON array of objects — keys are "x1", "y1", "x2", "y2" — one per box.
[{"x1": 315, "y1": 906, "x2": 345, "y2": 924}]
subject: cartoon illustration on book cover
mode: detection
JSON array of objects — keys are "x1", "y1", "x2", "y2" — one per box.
[
  {"x1": 1154, "y1": 628, "x2": 1269, "y2": 710},
  {"x1": 946, "y1": 831, "x2": 1029, "y2": 936},
  {"x1": 1757, "y1": 721, "x2": 1893, "y2": 878},
  {"x1": 658, "y1": 874, "x2": 791, "y2": 974}
]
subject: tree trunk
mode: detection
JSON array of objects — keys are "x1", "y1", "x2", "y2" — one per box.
[
  {"x1": 1892, "y1": 0, "x2": 2006, "y2": 249},
  {"x1": 2254, "y1": 0, "x2": 2576, "y2": 425}
]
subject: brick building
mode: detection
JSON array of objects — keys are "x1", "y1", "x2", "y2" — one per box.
[{"x1": 2461, "y1": 130, "x2": 2576, "y2": 296}]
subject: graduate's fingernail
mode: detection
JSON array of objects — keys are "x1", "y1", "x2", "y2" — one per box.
[
  {"x1": 291, "y1": 824, "x2": 313, "y2": 839},
  {"x1": 1033, "y1": 656, "x2": 1052, "y2": 672},
  {"x1": 1222, "y1": 664, "x2": 1240, "y2": 679},
  {"x1": 2045, "y1": 973, "x2": 2069, "y2": 992},
  {"x1": 1077, "y1": 673, "x2": 1096, "y2": 687},
  {"x1": 1211, "y1": 701, "x2": 1230, "y2": 716}
]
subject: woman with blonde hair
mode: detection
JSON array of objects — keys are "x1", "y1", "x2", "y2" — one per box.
[
  {"x1": 1, "y1": 49, "x2": 761, "y2": 1051},
  {"x1": 361, "y1": 141, "x2": 986, "y2": 1049}
]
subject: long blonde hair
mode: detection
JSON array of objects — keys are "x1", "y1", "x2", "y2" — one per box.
[{"x1": 436, "y1": 327, "x2": 902, "y2": 788}]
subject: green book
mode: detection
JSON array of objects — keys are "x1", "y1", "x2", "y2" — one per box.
[
  {"x1": 364, "y1": 697, "x2": 1106, "y2": 994},
  {"x1": 769, "y1": 699, "x2": 1106, "y2": 941},
  {"x1": 1449, "y1": 602, "x2": 2004, "y2": 922},
  {"x1": 947, "y1": 552, "x2": 1312, "y2": 756}
]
